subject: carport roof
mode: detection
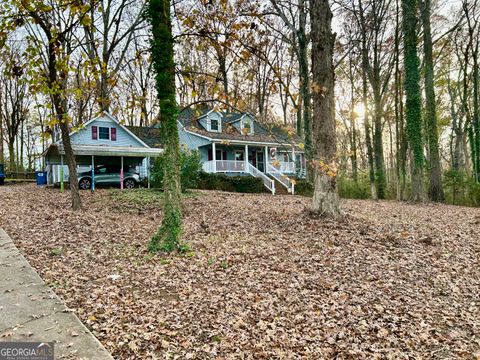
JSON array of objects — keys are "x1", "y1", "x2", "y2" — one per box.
[{"x1": 45, "y1": 144, "x2": 163, "y2": 158}]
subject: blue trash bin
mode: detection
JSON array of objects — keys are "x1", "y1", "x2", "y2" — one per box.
[
  {"x1": 35, "y1": 171, "x2": 48, "y2": 185},
  {"x1": 0, "y1": 163, "x2": 4, "y2": 186}
]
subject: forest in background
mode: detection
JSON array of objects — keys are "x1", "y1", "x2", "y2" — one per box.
[{"x1": 1, "y1": 0, "x2": 479, "y2": 206}]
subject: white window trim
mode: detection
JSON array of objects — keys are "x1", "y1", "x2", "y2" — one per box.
[
  {"x1": 98, "y1": 126, "x2": 111, "y2": 140},
  {"x1": 241, "y1": 118, "x2": 254, "y2": 135},
  {"x1": 208, "y1": 118, "x2": 222, "y2": 133}
]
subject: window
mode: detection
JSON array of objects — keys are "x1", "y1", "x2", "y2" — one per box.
[
  {"x1": 235, "y1": 150, "x2": 244, "y2": 161},
  {"x1": 210, "y1": 119, "x2": 219, "y2": 132},
  {"x1": 216, "y1": 150, "x2": 226, "y2": 160},
  {"x1": 94, "y1": 166, "x2": 107, "y2": 174},
  {"x1": 99, "y1": 127, "x2": 110, "y2": 140},
  {"x1": 242, "y1": 119, "x2": 254, "y2": 135}
]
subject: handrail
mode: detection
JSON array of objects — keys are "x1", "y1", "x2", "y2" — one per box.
[
  {"x1": 268, "y1": 161, "x2": 296, "y2": 173},
  {"x1": 267, "y1": 163, "x2": 294, "y2": 194},
  {"x1": 247, "y1": 163, "x2": 275, "y2": 195},
  {"x1": 202, "y1": 160, "x2": 245, "y2": 173},
  {"x1": 202, "y1": 160, "x2": 275, "y2": 194}
]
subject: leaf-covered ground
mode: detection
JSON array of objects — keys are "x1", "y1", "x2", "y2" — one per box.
[{"x1": 0, "y1": 184, "x2": 479, "y2": 359}]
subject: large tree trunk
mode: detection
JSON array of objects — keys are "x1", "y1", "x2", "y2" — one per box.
[
  {"x1": 52, "y1": 71, "x2": 81, "y2": 211},
  {"x1": 48, "y1": 42, "x2": 82, "y2": 210},
  {"x1": 310, "y1": 0, "x2": 341, "y2": 217},
  {"x1": 420, "y1": 0, "x2": 445, "y2": 201},
  {"x1": 402, "y1": 0, "x2": 425, "y2": 202},
  {"x1": 148, "y1": 0, "x2": 183, "y2": 252},
  {"x1": 58, "y1": 118, "x2": 81, "y2": 210}
]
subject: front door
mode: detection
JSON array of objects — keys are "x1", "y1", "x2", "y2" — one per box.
[
  {"x1": 250, "y1": 151, "x2": 257, "y2": 167},
  {"x1": 256, "y1": 152, "x2": 264, "y2": 172}
]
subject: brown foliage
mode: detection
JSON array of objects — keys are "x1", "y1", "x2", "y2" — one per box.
[{"x1": 0, "y1": 185, "x2": 479, "y2": 358}]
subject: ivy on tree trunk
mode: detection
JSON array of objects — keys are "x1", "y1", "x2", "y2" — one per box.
[
  {"x1": 420, "y1": 0, "x2": 445, "y2": 201},
  {"x1": 148, "y1": 0, "x2": 183, "y2": 252},
  {"x1": 402, "y1": 0, "x2": 425, "y2": 202}
]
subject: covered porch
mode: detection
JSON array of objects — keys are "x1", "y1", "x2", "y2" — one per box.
[
  {"x1": 201, "y1": 141, "x2": 304, "y2": 175},
  {"x1": 44, "y1": 144, "x2": 163, "y2": 191},
  {"x1": 200, "y1": 141, "x2": 305, "y2": 195}
]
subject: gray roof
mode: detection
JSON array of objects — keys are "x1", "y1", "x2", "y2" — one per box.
[
  {"x1": 178, "y1": 108, "x2": 303, "y2": 150},
  {"x1": 127, "y1": 126, "x2": 162, "y2": 149}
]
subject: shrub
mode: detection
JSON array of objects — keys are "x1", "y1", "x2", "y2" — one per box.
[
  {"x1": 294, "y1": 179, "x2": 314, "y2": 197},
  {"x1": 337, "y1": 174, "x2": 371, "y2": 199},
  {"x1": 197, "y1": 172, "x2": 265, "y2": 193},
  {"x1": 151, "y1": 148, "x2": 202, "y2": 192},
  {"x1": 444, "y1": 169, "x2": 480, "y2": 206},
  {"x1": 295, "y1": 174, "x2": 371, "y2": 199}
]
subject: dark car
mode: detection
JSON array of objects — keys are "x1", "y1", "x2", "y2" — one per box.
[{"x1": 77, "y1": 165, "x2": 140, "y2": 190}]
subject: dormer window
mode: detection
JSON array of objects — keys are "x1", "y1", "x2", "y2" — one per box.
[
  {"x1": 211, "y1": 119, "x2": 219, "y2": 131},
  {"x1": 209, "y1": 118, "x2": 221, "y2": 132},
  {"x1": 241, "y1": 118, "x2": 254, "y2": 135}
]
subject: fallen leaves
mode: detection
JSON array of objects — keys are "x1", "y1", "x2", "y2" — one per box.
[{"x1": 0, "y1": 184, "x2": 479, "y2": 359}]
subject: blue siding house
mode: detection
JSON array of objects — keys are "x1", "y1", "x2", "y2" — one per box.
[
  {"x1": 177, "y1": 108, "x2": 306, "y2": 194},
  {"x1": 44, "y1": 112, "x2": 163, "y2": 188},
  {"x1": 44, "y1": 109, "x2": 305, "y2": 194}
]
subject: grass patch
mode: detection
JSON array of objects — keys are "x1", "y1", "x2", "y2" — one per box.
[
  {"x1": 109, "y1": 188, "x2": 201, "y2": 207},
  {"x1": 50, "y1": 247, "x2": 64, "y2": 256},
  {"x1": 110, "y1": 188, "x2": 165, "y2": 206}
]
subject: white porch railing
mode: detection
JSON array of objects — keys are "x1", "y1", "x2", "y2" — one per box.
[
  {"x1": 247, "y1": 163, "x2": 275, "y2": 194},
  {"x1": 267, "y1": 163, "x2": 295, "y2": 194},
  {"x1": 269, "y1": 161, "x2": 296, "y2": 173},
  {"x1": 202, "y1": 160, "x2": 275, "y2": 194},
  {"x1": 202, "y1": 160, "x2": 246, "y2": 173}
]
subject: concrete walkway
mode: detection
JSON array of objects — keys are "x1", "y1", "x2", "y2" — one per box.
[{"x1": 0, "y1": 228, "x2": 114, "y2": 359}]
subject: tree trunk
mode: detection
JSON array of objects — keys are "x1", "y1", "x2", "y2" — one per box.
[
  {"x1": 148, "y1": 0, "x2": 183, "y2": 252},
  {"x1": 310, "y1": 0, "x2": 341, "y2": 217},
  {"x1": 0, "y1": 114, "x2": 3, "y2": 165},
  {"x1": 402, "y1": 0, "x2": 425, "y2": 202},
  {"x1": 58, "y1": 118, "x2": 82, "y2": 210},
  {"x1": 373, "y1": 93, "x2": 386, "y2": 198},
  {"x1": 8, "y1": 140, "x2": 14, "y2": 172},
  {"x1": 358, "y1": 0, "x2": 377, "y2": 199},
  {"x1": 420, "y1": 0, "x2": 445, "y2": 201},
  {"x1": 47, "y1": 41, "x2": 82, "y2": 211},
  {"x1": 472, "y1": 43, "x2": 480, "y2": 182}
]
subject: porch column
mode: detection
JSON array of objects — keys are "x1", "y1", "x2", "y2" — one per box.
[
  {"x1": 292, "y1": 145, "x2": 296, "y2": 172},
  {"x1": 60, "y1": 155, "x2": 64, "y2": 193},
  {"x1": 212, "y1": 142, "x2": 216, "y2": 173},
  {"x1": 120, "y1": 156, "x2": 124, "y2": 190},
  {"x1": 147, "y1": 157, "x2": 151, "y2": 189},
  {"x1": 244, "y1": 144, "x2": 248, "y2": 171},
  {"x1": 91, "y1": 155, "x2": 95, "y2": 192},
  {"x1": 264, "y1": 146, "x2": 268, "y2": 173}
]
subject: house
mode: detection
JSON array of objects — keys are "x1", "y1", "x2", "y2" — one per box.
[
  {"x1": 44, "y1": 112, "x2": 163, "y2": 190},
  {"x1": 44, "y1": 109, "x2": 305, "y2": 195},
  {"x1": 177, "y1": 108, "x2": 305, "y2": 194}
]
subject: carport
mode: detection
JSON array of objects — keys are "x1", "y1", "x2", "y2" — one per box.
[{"x1": 44, "y1": 143, "x2": 163, "y2": 191}]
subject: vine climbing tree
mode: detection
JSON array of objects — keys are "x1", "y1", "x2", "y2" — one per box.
[
  {"x1": 148, "y1": 0, "x2": 183, "y2": 252},
  {"x1": 402, "y1": 0, "x2": 425, "y2": 202}
]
